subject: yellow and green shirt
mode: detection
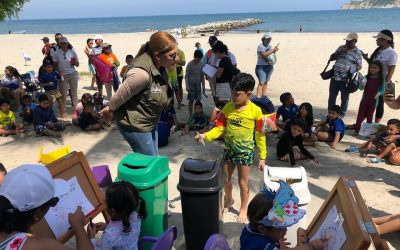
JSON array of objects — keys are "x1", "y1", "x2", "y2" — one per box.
[
  {"x1": 204, "y1": 101, "x2": 267, "y2": 159},
  {"x1": 0, "y1": 110, "x2": 15, "y2": 126}
]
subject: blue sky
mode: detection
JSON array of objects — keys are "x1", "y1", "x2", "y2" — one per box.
[{"x1": 20, "y1": 0, "x2": 349, "y2": 19}]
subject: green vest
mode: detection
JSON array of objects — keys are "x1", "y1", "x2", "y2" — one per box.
[{"x1": 114, "y1": 53, "x2": 172, "y2": 132}]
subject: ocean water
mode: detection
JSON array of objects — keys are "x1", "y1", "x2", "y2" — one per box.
[{"x1": 1, "y1": 9, "x2": 400, "y2": 34}]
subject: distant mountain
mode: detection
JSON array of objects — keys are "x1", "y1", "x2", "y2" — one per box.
[{"x1": 342, "y1": 0, "x2": 400, "y2": 9}]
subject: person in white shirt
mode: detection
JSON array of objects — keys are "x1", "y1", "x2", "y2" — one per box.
[
  {"x1": 363, "y1": 30, "x2": 397, "y2": 123},
  {"x1": 52, "y1": 37, "x2": 80, "y2": 108},
  {"x1": 255, "y1": 32, "x2": 279, "y2": 98}
]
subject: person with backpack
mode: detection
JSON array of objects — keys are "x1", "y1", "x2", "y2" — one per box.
[
  {"x1": 327, "y1": 32, "x2": 362, "y2": 118},
  {"x1": 255, "y1": 32, "x2": 279, "y2": 98}
]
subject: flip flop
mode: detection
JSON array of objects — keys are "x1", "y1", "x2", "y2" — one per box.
[
  {"x1": 345, "y1": 145, "x2": 359, "y2": 153},
  {"x1": 359, "y1": 149, "x2": 367, "y2": 158},
  {"x1": 368, "y1": 158, "x2": 385, "y2": 164},
  {"x1": 223, "y1": 199, "x2": 234, "y2": 214}
]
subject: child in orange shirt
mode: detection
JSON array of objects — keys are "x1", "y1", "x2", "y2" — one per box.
[
  {"x1": 120, "y1": 54, "x2": 133, "y2": 81},
  {"x1": 98, "y1": 43, "x2": 120, "y2": 100}
]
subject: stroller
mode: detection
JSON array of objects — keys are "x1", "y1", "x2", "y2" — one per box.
[{"x1": 20, "y1": 71, "x2": 42, "y2": 101}]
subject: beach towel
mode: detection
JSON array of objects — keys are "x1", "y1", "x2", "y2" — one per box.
[{"x1": 91, "y1": 55, "x2": 113, "y2": 84}]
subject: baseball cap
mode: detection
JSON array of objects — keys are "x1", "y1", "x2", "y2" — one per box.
[
  {"x1": 344, "y1": 32, "x2": 358, "y2": 41},
  {"x1": 373, "y1": 30, "x2": 393, "y2": 41},
  {"x1": 101, "y1": 43, "x2": 112, "y2": 48},
  {"x1": 94, "y1": 34, "x2": 103, "y2": 41},
  {"x1": 208, "y1": 36, "x2": 218, "y2": 45},
  {"x1": 262, "y1": 32, "x2": 272, "y2": 40},
  {"x1": 0, "y1": 164, "x2": 69, "y2": 212},
  {"x1": 41, "y1": 37, "x2": 49, "y2": 42},
  {"x1": 59, "y1": 37, "x2": 68, "y2": 43}
]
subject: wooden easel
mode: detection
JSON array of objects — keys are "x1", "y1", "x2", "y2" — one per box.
[
  {"x1": 31, "y1": 151, "x2": 109, "y2": 243},
  {"x1": 306, "y1": 177, "x2": 389, "y2": 250}
]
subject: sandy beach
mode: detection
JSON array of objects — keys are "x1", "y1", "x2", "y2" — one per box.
[{"x1": 1, "y1": 32, "x2": 399, "y2": 249}]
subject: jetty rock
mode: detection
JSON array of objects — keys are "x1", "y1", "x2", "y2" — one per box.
[
  {"x1": 169, "y1": 18, "x2": 263, "y2": 34},
  {"x1": 342, "y1": 0, "x2": 400, "y2": 9}
]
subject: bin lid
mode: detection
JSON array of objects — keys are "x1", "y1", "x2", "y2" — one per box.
[
  {"x1": 177, "y1": 159, "x2": 223, "y2": 193},
  {"x1": 117, "y1": 153, "x2": 171, "y2": 189}
]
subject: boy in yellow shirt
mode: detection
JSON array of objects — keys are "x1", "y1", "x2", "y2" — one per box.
[
  {"x1": 0, "y1": 99, "x2": 24, "y2": 136},
  {"x1": 196, "y1": 73, "x2": 266, "y2": 223}
]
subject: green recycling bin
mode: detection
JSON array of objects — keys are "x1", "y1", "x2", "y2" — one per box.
[{"x1": 116, "y1": 153, "x2": 171, "y2": 239}]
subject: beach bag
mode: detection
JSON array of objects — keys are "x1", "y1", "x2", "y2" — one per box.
[
  {"x1": 266, "y1": 53, "x2": 277, "y2": 65},
  {"x1": 257, "y1": 113, "x2": 277, "y2": 133},
  {"x1": 251, "y1": 96, "x2": 275, "y2": 114},
  {"x1": 90, "y1": 55, "x2": 113, "y2": 84},
  {"x1": 320, "y1": 60, "x2": 333, "y2": 80},
  {"x1": 347, "y1": 71, "x2": 364, "y2": 93},
  {"x1": 359, "y1": 122, "x2": 380, "y2": 137}
]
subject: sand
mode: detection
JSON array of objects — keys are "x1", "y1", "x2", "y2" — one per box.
[{"x1": 0, "y1": 32, "x2": 399, "y2": 249}]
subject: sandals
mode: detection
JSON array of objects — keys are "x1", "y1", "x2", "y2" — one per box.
[
  {"x1": 368, "y1": 158, "x2": 385, "y2": 164},
  {"x1": 359, "y1": 149, "x2": 367, "y2": 158},
  {"x1": 345, "y1": 145, "x2": 359, "y2": 153}
]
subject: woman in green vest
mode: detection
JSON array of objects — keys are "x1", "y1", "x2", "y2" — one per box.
[{"x1": 100, "y1": 32, "x2": 177, "y2": 155}]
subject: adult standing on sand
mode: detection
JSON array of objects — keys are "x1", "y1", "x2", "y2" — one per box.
[
  {"x1": 201, "y1": 36, "x2": 219, "y2": 105},
  {"x1": 49, "y1": 33, "x2": 63, "y2": 63},
  {"x1": 100, "y1": 32, "x2": 176, "y2": 155},
  {"x1": 92, "y1": 35, "x2": 104, "y2": 56},
  {"x1": 363, "y1": 30, "x2": 397, "y2": 123},
  {"x1": 52, "y1": 37, "x2": 80, "y2": 108},
  {"x1": 327, "y1": 32, "x2": 362, "y2": 118},
  {"x1": 255, "y1": 32, "x2": 279, "y2": 98}
]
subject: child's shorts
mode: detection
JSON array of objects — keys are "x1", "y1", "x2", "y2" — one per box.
[
  {"x1": 328, "y1": 133, "x2": 344, "y2": 142},
  {"x1": 187, "y1": 84, "x2": 201, "y2": 101},
  {"x1": 45, "y1": 90, "x2": 62, "y2": 101},
  {"x1": 223, "y1": 147, "x2": 254, "y2": 166},
  {"x1": 35, "y1": 123, "x2": 65, "y2": 135}
]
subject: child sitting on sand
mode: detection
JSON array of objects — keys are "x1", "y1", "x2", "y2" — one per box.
[
  {"x1": 198, "y1": 101, "x2": 225, "y2": 134},
  {"x1": 0, "y1": 99, "x2": 24, "y2": 136},
  {"x1": 87, "y1": 181, "x2": 147, "y2": 250},
  {"x1": 240, "y1": 182, "x2": 326, "y2": 250},
  {"x1": 285, "y1": 102, "x2": 318, "y2": 146},
  {"x1": 33, "y1": 94, "x2": 66, "y2": 137},
  {"x1": 276, "y1": 92, "x2": 298, "y2": 130},
  {"x1": 346, "y1": 119, "x2": 400, "y2": 164},
  {"x1": 196, "y1": 73, "x2": 266, "y2": 223},
  {"x1": 19, "y1": 94, "x2": 37, "y2": 125},
  {"x1": 183, "y1": 101, "x2": 209, "y2": 134},
  {"x1": 315, "y1": 105, "x2": 345, "y2": 149},
  {"x1": 277, "y1": 119, "x2": 318, "y2": 166},
  {"x1": 79, "y1": 102, "x2": 107, "y2": 131},
  {"x1": 72, "y1": 93, "x2": 93, "y2": 126},
  {"x1": 38, "y1": 61, "x2": 66, "y2": 118}
]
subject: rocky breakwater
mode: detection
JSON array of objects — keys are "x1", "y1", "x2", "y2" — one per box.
[{"x1": 170, "y1": 18, "x2": 263, "y2": 34}]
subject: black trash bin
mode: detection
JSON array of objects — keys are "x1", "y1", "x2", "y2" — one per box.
[{"x1": 177, "y1": 159, "x2": 224, "y2": 250}]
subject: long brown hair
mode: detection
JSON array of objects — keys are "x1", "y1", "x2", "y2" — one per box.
[{"x1": 136, "y1": 31, "x2": 177, "y2": 58}]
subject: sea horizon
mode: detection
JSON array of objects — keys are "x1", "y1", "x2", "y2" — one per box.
[{"x1": 1, "y1": 9, "x2": 400, "y2": 34}]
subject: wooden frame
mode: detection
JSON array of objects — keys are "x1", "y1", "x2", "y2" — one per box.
[
  {"x1": 306, "y1": 177, "x2": 388, "y2": 250},
  {"x1": 31, "y1": 151, "x2": 109, "y2": 243}
]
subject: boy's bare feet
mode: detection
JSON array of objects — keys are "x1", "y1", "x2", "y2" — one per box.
[{"x1": 223, "y1": 197, "x2": 234, "y2": 214}]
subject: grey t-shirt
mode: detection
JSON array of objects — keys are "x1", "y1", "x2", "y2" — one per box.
[
  {"x1": 257, "y1": 43, "x2": 272, "y2": 66},
  {"x1": 185, "y1": 60, "x2": 204, "y2": 85}
]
